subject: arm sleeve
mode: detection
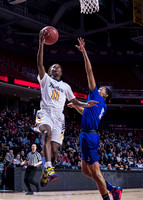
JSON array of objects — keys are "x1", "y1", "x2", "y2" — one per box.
[
  {"x1": 37, "y1": 73, "x2": 50, "y2": 88},
  {"x1": 65, "y1": 84, "x2": 76, "y2": 101}
]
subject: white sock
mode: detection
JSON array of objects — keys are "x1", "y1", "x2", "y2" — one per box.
[{"x1": 44, "y1": 161, "x2": 52, "y2": 168}]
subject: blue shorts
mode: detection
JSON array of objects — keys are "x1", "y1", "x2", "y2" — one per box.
[{"x1": 80, "y1": 131, "x2": 100, "y2": 165}]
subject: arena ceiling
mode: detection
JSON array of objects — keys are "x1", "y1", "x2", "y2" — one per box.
[{"x1": 0, "y1": 0, "x2": 143, "y2": 49}]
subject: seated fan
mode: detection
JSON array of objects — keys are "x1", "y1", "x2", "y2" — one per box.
[{"x1": 7, "y1": 0, "x2": 26, "y2": 5}]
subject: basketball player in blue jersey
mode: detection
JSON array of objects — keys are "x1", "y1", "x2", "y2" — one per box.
[{"x1": 68, "y1": 38, "x2": 122, "y2": 200}]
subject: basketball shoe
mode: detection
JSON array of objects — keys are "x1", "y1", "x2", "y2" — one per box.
[
  {"x1": 40, "y1": 166, "x2": 58, "y2": 187},
  {"x1": 110, "y1": 187, "x2": 122, "y2": 200}
]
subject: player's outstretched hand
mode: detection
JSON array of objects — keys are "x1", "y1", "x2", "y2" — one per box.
[
  {"x1": 75, "y1": 37, "x2": 85, "y2": 53},
  {"x1": 39, "y1": 29, "x2": 50, "y2": 44},
  {"x1": 67, "y1": 102, "x2": 75, "y2": 108},
  {"x1": 87, "y1": 100, "x2": 98, "y2": 107}
]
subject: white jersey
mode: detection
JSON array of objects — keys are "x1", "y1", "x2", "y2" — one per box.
[{"x1": 37, "y1": 73, "x2": 75, "y2": 113}]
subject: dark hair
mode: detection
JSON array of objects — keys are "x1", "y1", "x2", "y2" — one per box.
[{"x1": 105, "y1": 87, "x2": 112, "y2": 101}]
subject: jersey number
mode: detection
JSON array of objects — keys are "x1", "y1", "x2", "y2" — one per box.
[{"x1": 51, "y1": 90, "x2": 59, "y2": 101}]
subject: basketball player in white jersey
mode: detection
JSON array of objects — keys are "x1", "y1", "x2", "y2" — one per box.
[{"x1": 36, "y1": 29, "x2": 98, "y2": 187}]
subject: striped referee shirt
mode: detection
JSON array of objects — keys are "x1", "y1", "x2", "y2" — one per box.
[{"x1": 26, "y1": 151, "x2": 42, "y2": 166}]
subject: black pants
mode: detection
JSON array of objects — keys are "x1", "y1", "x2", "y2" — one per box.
[{"x1": 24, "y1": 166, "x2": 39, "y2": 192}]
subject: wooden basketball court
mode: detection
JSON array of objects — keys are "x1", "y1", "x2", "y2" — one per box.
[{"x1": 0, "y1": 189, "x2": 143, "y2": 200}]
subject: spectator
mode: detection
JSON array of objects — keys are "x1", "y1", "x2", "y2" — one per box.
[
  {"x1": 35, "y1": 134, "x2": 41, "y2": 144},
  {"x1": 20, "y1": 150, "x2": 26, "y2": 161},
  {"x1": 55, "y1": 157, "x2": 63, "y2": 168},
  {"x1": 16, "y1": 154, "x2": 21, "y2": 165},
  {"x1": 62, "y1": 152, "x2": 68, "y2": 162},
  {"x1": 3, "y1": 150, "x2": 14, "y2": 166},
  {"x1": 116, "y1": 153, "x2": 122, "y2": 163},
  {"x1": 107, "y1": 163, "x2": 114, "y2": 170},
  {"x1": 65, "y1": 141, "x2": 74, "y2": 153},
  {"x1": 8, "y1": 138, "x2": 14, "y2": 148},
  {"x1": 70, "y1": 157, "x2": 76, "y2": 167},
  {"x1": 62, "y1": 157, "x2": 71, "y2": 168},
  {"x1": 136, "y1": 160, "x2": 143, "y2": 169},
  {"x1": 128, "y1": 158, "x2": 134, "y2": 167},
  {"x1": 124, "y1": 164, "x2": 129, "y2": 171},
  {"x1": 19, "y1": 135, "x2": 26, "y2": 144},
  {"x1": 9, "y1": 158, "x2": 17, "y2": 168},
  {"x1": 128, "y1": 131, "x2": 133, "y2": 137},
  {"x1": 100, "y1": 161, "x2": 106, "y2": 169},
  {"x1": 77, "y1": 160, "x2": 81, "y2": 169}
]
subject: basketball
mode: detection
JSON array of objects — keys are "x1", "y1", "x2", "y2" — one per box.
[{"x1": 42, "y1": 26, "x2": 59, "y2": 45}]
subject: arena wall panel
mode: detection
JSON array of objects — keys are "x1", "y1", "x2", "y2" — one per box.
[{"x1": 5, "y1": 168, "x2": 143, "y2": 192}]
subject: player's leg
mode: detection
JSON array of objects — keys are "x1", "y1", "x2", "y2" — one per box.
[
  {"x1": 41, "y1": 115, "x2": 63, "y2": 183},
  {"x1": 80, "y1": 132, "x2": 110, "y2": 200},
  {"x1": 36, "y1": 110, "x2": 53, "y2": 167},
  {"x1": 39, "y1": 124, "x2": 52, "y2": 164},
  {"x1": 39, "y1": 124, "x2": 57, "y2": 186},
  {"x1": 82, "y1": 160, "x2": 122, "y2": 200},
  {"x1": 35, "y1": 110, "x2": 58, "y2": 185},
  {"x1": 51, "y1": 116, "x2": 64, "y2": 165},
  {"x1": 46, "y1": 117, "x2": 64, "y2": 182},
  {"x1": 87, "y1": 162, "x2": 110, "y2": 200},
  {"x1": 81, "y1": 160, "x2": 93, "y2": 179},
  {"x1": 51, "y1": 141, "x2": 61, "y2": 165}
]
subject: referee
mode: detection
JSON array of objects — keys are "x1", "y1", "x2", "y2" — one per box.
[{"x1": 21, "y1": 144, "x2": 42, "y2": 195}]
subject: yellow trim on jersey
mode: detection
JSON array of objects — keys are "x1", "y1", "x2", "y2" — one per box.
[
  {"x1": 36, "y1": 117, "x2": 42, "y2": 123},
  {"x1": 59, "y1": 134, "x2": 64, "y2": 140},
  {"x1": 59, "y1": 130, "x2": 65, "y2": 140}
]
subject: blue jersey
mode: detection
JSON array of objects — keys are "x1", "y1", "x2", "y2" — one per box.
[{"x1": 81, "y1": 86, "x2": 107, "y2": 130}]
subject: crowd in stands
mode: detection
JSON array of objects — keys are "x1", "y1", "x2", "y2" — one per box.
[{"x1": 0, "y1": 108, "x2": 143, "y2": 171}]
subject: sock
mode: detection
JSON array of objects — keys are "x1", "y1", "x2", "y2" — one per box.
[
  {"x1": 102, "y1": 193, "x2": 110, "y2": 200},
  {"x1": 106, "y1": 181, "x2": 114, "y2": 192},
  {"x1": 44, "y1": 161, "x2": 52, "y2": 168}
]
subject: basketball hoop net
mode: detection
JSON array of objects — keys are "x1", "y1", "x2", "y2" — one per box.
[{"x1": 79, "y1": 0, "x2": 99, "y2": 14}]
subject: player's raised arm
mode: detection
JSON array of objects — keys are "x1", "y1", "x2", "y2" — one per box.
[
  {"x1": 37, "y1": 30, "x2": 47, "y2": 79},
  {"x1": 76, "y1": 37, "x2": 96, "y2": 92}
]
